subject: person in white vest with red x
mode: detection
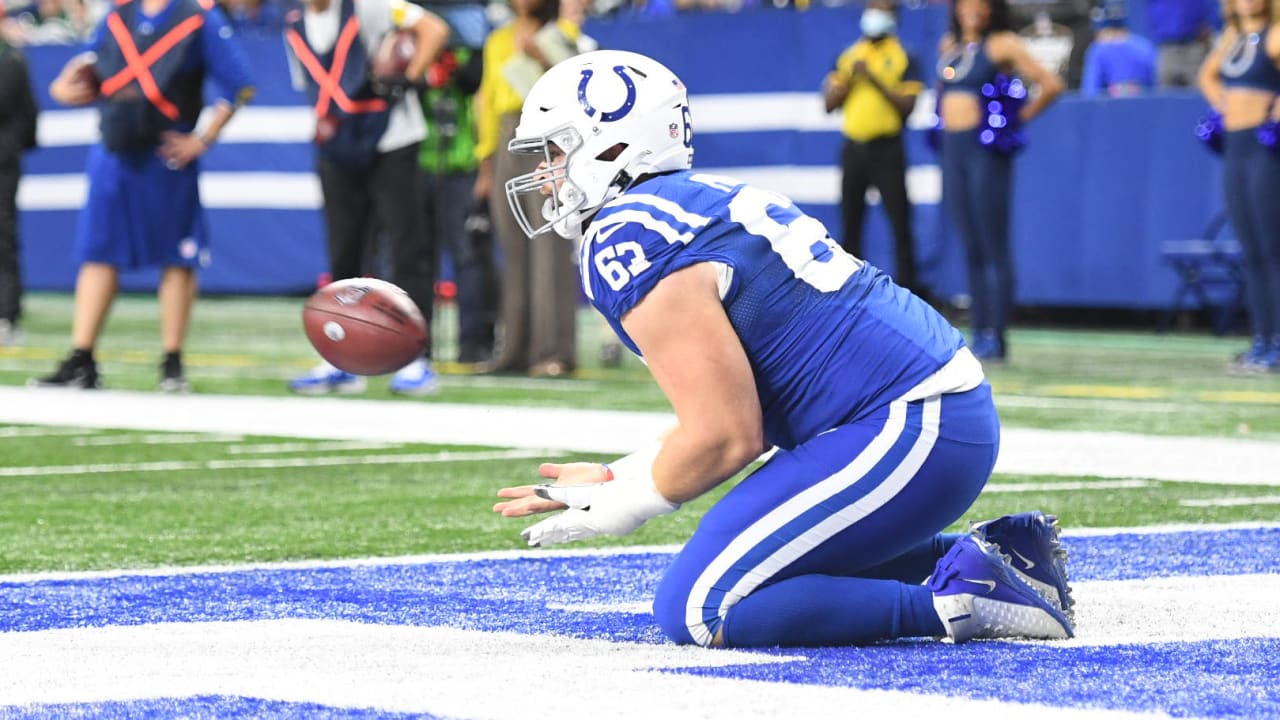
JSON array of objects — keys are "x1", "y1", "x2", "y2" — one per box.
[{"x1": 285, "y1": 0, "x2": 450, "y2": 396}]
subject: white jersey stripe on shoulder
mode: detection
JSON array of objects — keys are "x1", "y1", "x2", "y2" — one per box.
[
  {"x1": 595, "y1": 210, "x2": 699, "y2": 246},
  {"x1": 605, "y1": 194, "x2": 712, "y2": 229},
  {"x1": 682, "y1": 399, "x2": 925, "y2": 646}
]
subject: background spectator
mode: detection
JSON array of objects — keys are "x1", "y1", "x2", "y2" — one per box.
[
  {"x1": 1198, "y1": 0, "x2": 1280, "y2": 372},
  {"x1": 1081, "y1": 0, "x2": 1157, "y2": 96},
  {"x1": 0, "y1": 34, "x2": 37, "y2": 346},
  {"x1": 219, "y1": 0, "x2": 284, "y2": 36},
  {"x1": 823, "y1": 0, "x2": 924, "y2": 297},
  {"x1": 284, "y1": 0, "x2": 450, "y2": 396},
  {"x1": 2, "y1": 0, "x2": 94, "y2": 45},
  {"x1": 1146, "y1": 0, "x2": 1217, "y2": 87},
  {"x1": 937, "y1": 0, "x2": 1064, "y2": 361},
  {"x1": 473, "y1": 0, "x2": 580, "y2": 377},
  {"x1": 418, "y1": 4, "x2": 498, "y2": 364}
]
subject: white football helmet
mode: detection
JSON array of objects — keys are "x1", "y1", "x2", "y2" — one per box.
[{"x1": 505, "y1": 50, "x2": 694, "y2": 239}]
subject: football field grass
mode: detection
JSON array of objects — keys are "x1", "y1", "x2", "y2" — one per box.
[{"x1": 0, "y1": 292, "x2": 1277, "y2": 574}]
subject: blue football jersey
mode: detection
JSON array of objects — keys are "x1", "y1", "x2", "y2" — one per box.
[{"x1": 580, "y1": 170, "x2": 965, "y2": 450}]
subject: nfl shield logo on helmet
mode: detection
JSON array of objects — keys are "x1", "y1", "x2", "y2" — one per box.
[{"x1": 668, "y1": 123, "x2": 679, "y2": 139}]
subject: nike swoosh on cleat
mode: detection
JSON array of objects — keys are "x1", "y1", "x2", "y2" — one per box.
[
  {"x1": 1011, "y1": 548, "x2": 1036, "y2": 570},
  {"x1": 961, "y1": 578, "x2": 997, "y2": 594}
]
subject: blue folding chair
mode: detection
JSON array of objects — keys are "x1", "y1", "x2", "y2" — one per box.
[{"x1": 1159, "y1": 212, "x2": 1246, "y2": 335}]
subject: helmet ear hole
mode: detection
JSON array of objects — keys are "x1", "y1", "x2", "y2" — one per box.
[{"x1": 595, "y1": 142, "x2": 628, "y2": 162}]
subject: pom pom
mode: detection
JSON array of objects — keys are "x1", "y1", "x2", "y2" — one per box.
[
  {"x1": 1195, "y1": 112, "x2": 1224, "y2": 155},
  {"x1": 1256, "y1": 119, "x2": 1280, "y2": 151}
]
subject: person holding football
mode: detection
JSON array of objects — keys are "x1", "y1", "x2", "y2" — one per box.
[
  {"x1": 492, "y1": 50, "x2": 1075, "y2": 648},
  {"x1": 32, "y1": 0, "x2": 254, "y2": 392},
  {"x1": 284, "y1": 0, "x2": 450, "y2": 396}
]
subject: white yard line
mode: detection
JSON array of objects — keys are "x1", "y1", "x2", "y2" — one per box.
[
  {"x1": 984, "y1": 479, "x2": 1153, "y2": 493},
  {"x1": 0, "y1": 426, "x2": 99, "y2": 439},
  {"x1": 0, "y1": 386, "x2": 1277, "y2": 485},
  {"x1": 72, "y1": 433, "x2": 245, "y2": 447},
  {"x1": 224, "y1": 440, "x2": 402, "y2": 455},
  {"x1": 0, "y1": 619, "x2": 1154, "y2": 720},
  {"x1": 1181, "y1": 496, "x2": 1280, "y2": 508},
  {"x1": 0, "y1": 448, "x2": 555, "y2": 478}
]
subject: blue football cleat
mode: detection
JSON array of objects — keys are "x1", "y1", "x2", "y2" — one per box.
[
  {"x1": 388, "y1": 358, "x2": 440, "y2": 396},
  {"x1": 928, "y1": 535, "x2": 1074, "y2": 643},
  {"x1": 288, "y1": 361, "x2": 367, "y2": 395},
  {"x1": 970, "y1": 511, "x2": 1074, "y2": 620}
]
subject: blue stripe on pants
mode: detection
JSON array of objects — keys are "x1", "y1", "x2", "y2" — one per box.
[{"x1": 652, "y1": 384, "x2": 998, "y2": 647}]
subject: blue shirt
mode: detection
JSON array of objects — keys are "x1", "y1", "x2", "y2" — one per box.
[
  {"x1": 1081, "y1": 34, "x2": 1157, "y2": 96},
  {"x1": 580, "y1": 170, "x2": 965, "y2": 449}
]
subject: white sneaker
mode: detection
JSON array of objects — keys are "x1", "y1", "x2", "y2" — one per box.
[
  {"x1": 389, "y1": 358, "x2": 440, "y2": 396},
  {"x1": 0, "y1": 319, "x2": 24, "y2": 347},
  {"x1": 288, "y1": 360, "x2": 367, "y2": 395}
]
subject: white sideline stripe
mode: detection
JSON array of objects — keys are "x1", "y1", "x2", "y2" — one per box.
[
  {"x1": 0, "y1": 426, "x2": 99, "y2": 439},
  {"x1": 0, "y1": 619, "x2": 1152, "y2": 720},
  {"x1": 3, "y1": 386, "x2": 1278, "y2": 486},
  {"x1": 34, "y1": 94, "x2": 935, "y2": 147},
  {"x1": 1065, "y1": 573, "x2": 1280, "y2": 645},
  {"x1": 18, "y1": 173, "x2": 323, "y2": 211},
  {"x1": 224, "y1": 440, "x2": 402, "y2": 455},
  {"x1": 0, "y1": 522, "x2": 1275, "y2": 585},
  {"x1": 73, "y1": 433, "x2": 244, "y2": 447},
  {"x1": 984, "y1": 479, "x2": 1153, "y2": 493},
  {"x1": 0, "y1": 448, "x2": 552, "y2": 478},
  {"x1": 1180, "y1": 495, "x2": 1280, "y2": 508},
  {"x1": 34, "y1": 107, "x2": 318, "y2": 147},
  {"x1": 1064, "y1": 520, "x2": 1280, "y2": 536},
  {"x1": 17, "y1": 166, "x2": 938, "y2": 212},
  {"x1": 698, "y1": 164, "x2": 940, "y2": 206}
]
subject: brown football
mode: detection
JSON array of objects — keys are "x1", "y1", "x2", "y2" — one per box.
[
  {"x1": 302, "y1": 278, "x2": 428, "y2": 376},
  {"x1": 370, "y1": 29, "x2": 416, "y2": 82}
]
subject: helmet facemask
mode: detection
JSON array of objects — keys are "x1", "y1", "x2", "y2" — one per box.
[{"x1": 505, "y1": 124, "x2": 588, "y2": 240}]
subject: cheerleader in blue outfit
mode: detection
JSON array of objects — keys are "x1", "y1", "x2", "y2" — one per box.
[
  {"x1": 1199, "y1": 0, "x2": 1280, "y2": 373},
  {"x1": 936, "y1": 0, "x2": 1063, "y2": 361},
  {"x1": 32, "y1": 0, "x2": 254, "y2": 392}
]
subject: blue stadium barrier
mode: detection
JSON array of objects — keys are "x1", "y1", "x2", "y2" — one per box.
[{"x1": 17, "y1": 5, "x2": 1221, "y2": 310}]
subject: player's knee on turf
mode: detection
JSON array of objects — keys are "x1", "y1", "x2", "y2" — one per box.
[{"x1": 652, "y1": 582, "x2": 710, "y2": 646}]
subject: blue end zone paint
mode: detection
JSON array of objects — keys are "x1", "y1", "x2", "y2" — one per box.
[
  {"x1": 2, "y1": 528, "x2": 1278, "y2": 718},
  {"x1": 665, "y1": 638, "x2": 1280, "y2": 718},
  {"x1": 0, "y1": 697, "x2": 453, "y2": 720}
]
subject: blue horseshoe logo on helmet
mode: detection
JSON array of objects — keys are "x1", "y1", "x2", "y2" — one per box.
[{"x1": 578, "y1": 66, "x2": 637, "y2": 123}]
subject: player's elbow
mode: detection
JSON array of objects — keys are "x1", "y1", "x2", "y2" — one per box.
[{"x1": 707, "y1": 424, "x2": 766, "y2": 477}]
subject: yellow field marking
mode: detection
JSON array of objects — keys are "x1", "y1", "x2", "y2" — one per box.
[
  {"x1": 1038, "y1": 385, "x2": 1171, "y2": 400},
  {"x1": 1196, "y1": 390, "x2": 1280, "y2": 405}
]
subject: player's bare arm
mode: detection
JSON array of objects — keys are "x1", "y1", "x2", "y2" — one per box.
[
  {"x1": 405, "y1": 9, "x2": 449, "y2": 81},
  {"x1": 622, "y1": 262, "x2": 766, "y2": 504}
]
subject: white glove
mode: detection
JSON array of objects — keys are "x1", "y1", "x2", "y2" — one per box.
[{"x1": 521, "y1": 474, "x2": 679, "y2": 548}]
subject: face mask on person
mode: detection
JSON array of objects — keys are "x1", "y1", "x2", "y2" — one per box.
[{"x1": 860, "y1": 8, "x2": 897, "y2": 38}]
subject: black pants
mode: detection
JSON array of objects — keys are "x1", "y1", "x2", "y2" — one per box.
[
  {"x1": 0, "y1": 163, "x2": 19, "y2": 324},
  {"x1": 839, "y1": 135, "x2": 918, "y2": 294},
  {"x1": 318, "y1": 143, "x2": 435, "y2": 358},
  {"x1": 940, "y1": 130, "x2": 1014, "y2": 337},
  {"x1": 1223, "y1": 128, "x2": 1280, "y2": 342},
  {"x1": 423, "y1": 170, "x2": 497, "y2": 356}
]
